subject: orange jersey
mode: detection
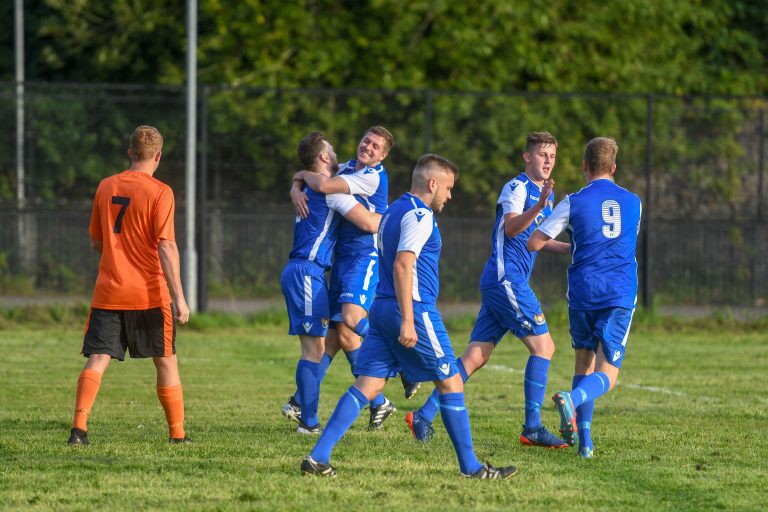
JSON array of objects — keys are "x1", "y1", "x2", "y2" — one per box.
[{"x1": 89, "y1": 170, "x2": 175, "y2": 309}]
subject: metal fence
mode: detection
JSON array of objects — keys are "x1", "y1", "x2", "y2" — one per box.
[{"x1": 1, "y1": 83, "x2": 766, "y2": 308}]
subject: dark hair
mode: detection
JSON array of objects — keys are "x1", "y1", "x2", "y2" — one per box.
[
  {"x1": 525, "y1": 131, "x2": 558, "y2": 153},
  {"x1": 297, "y1": 132, "x2": 329, "y2": 169},
  {"x1": 415, "y1": 153, "x2": 460, "y2": 179},
  {"x1": 365, "y1": 125, "x2": 395, "y2": 152},
  {"x1": 583, "y1": 137, "x2": 618, "y2": 174}
]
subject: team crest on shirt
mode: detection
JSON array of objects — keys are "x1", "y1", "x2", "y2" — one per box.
[
  {"x1": 533, "y1": 313, "x2": 546, "y2": 325},
  {"x1": 359, "y1": 294, "x2": 367, "y2": 305},
  {"x1": 303, "y1": 322, "x2": 313, "y2": 333},
  {"x1": 321, "y1": 318, "x2": 329, "y2": 328}
]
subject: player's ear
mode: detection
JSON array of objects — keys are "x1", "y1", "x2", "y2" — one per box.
[{"x1": 154, "y1": 151, "x2": 162, "y2": 163}]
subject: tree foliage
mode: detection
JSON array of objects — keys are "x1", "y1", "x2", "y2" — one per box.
[{"x1": 0, "y1": 0, "x2": 766, "y2": 214}]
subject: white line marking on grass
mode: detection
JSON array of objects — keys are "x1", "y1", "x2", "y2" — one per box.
[
  {"x1": 620, "y1": 383, "x2": 688, "y2": 397},
  {"x1": 486, "y1": 364, "x2": 519, "y2": 373},
  {"x1": 619, "y1": 383, "x2": 719, "y2": 403}
]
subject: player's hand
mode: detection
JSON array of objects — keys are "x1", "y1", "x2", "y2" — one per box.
[
  {"x1": 290, "y1": 179, "x2": 309, "y2": 219},
  {"x1": 174, "y1": 299, "x2": 190, "y2": 325},
  {"x1": 538, "y1": 179, "x2": 554, "y2": 209},
  {"x1": 398, "y1": 320, "x2": 418, "y2": 348}
]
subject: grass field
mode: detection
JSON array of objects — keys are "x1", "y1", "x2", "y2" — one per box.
[{"x1": 1, "y1": 312, "x2": 767, "y2": 511}]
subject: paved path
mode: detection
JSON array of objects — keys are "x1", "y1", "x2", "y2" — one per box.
[{"x1": 2, "y1": 295, "x2": 766, "y2": 320}]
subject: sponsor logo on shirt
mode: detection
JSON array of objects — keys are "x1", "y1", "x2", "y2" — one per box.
[
  {"x1": 612, "y1": 350, "x2": 622, "y2": 362},
  {"x1": 414, "y1": 210, "x2": 426, "y2": 222},
  {"x1": 439, "y1": 363, "x2": 450, "y2": 375},
  {"x1": 359, "y1": 294, "x2": 367, "y2": 305},
  {"x1": 340, "y1": 293, "x2": 354, "y2": 299},
  {"x1": 303, "y1": 322, "x2": 313, "y2": 333}
]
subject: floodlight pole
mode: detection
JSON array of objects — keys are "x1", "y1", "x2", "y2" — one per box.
[
  {"x1": 183, "y1": 0, "x2": 199, "y2": 313},
  {"x1": 15, "y1": 0, "x2": 25, "y2": 207},
  {"x1": 15, "y1": 0, "x2": 32, "y2": 273}
]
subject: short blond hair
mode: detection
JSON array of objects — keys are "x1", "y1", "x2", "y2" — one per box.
[
  {"x1": 412, "y1": 153, "x2": 460, "y2": 186},
  {"x1": 130, "y1": 125, "x2": 163, "y2": 161},
  {"x1": 366, "y1": 125, "x2": 395, "y2": 152},
  {"x1": 584, "y1": 137, "x2": 618, "y2": 174}
]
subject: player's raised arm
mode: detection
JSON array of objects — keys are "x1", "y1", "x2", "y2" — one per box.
[
  {"x1": 342, "y1": 204, "x2": 382, "y2": 233},
  {"x1": 289, "y1": 179, "x2": 309, "y2": 219},
  {"x1": 293, "y1": 170, "x2": 351, "y2": 195},
  {"x1": 325, "y1": 193, "x2": 381, "y2": 233},
  {"x1": 528, "y1": 195, "x2": 571, "y2": 253},
  {"x1": 504, "y1": 179, "x2": 554, "y2": 237},
  {"x1": 393, "y1": 250, "x2": 418, "y2": 348}
]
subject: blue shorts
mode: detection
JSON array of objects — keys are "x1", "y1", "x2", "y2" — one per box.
[
  {"x1": 469, "y1": 280, "x2": 549, "y2": 344},
  {"x1": 329, "y1": 255, "x2": 379, "y2": 321},
  {"x1": 356, "y1": 299, "x2": 458, "y2": 383},
  {"x1": 569, "y1": 307, "x2": 635, "y2": 368},
  {"x1": 280, "y1": 260, "x2": 330, "y2": 337}
]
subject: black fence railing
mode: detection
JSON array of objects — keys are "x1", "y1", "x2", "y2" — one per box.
[
  {"x1": 1, "y1": 207, "x2": 766, "y2": 308},
  {"x1": 1, "y1": 83, "x2": 766, "y2": 308}
]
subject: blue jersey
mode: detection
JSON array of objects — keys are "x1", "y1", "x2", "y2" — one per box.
[
  {"x1": 288, "y1": 186, "x2": 358, "y2": 270},
  {"x1": 377, "y1": 193, "x2": 441, "y2": 305},
  {"x1": 335, "y1": 160, "x2": 389, "y2": 260},
  {"x1": 479, "y1": 172, "x2": 554, "y2": 288},
  {"x1": 537, "y1": 178, "x2": 642, "y2": 310}
]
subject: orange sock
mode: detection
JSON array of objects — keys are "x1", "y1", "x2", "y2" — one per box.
[
  {"x1": 73, "y1": 369, "x2": 103, "y2": 431},
  {"x1": 157, "y1": 385, "x2": 185, "y2": 439}
]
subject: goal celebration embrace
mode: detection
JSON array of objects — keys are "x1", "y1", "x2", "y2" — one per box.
[{"x1": 277, "y1": 128, "x2": 641, "y2": 478}]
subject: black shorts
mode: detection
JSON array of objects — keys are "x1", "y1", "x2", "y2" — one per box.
[{"x1": 82, "y1": 304, "x2": 176, "y2": 360}]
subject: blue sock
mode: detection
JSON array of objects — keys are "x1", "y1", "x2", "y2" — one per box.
[
  {"x1": 343, "y1": 347, "x2": 383, "y2": 408},
  {"x1": 418, "y1": 359, "x2": 470, "y2": 422},
  {"x1": 353, "y1": 318, "x2": 369, "y2": 337},
  {"x1": 296, "y1": 359, "x2": 321, "y2": 426},
  {"x1": 293, "y1": 353, "x2": 333, "y2": 407},
  {"x1": 523, "y1": 356, "x2": 551, "y2": 429},
  {"x1": 439, "y1": 392, "x2": 482, "y2": 475},
  {"x1": 571, "y1": 372, "x2": 610, "y2": 408},
  {"x1": 310, "y1": 386, "x2": 368, "y2": 464},
  {"x1": 572, "y1": 375, "x2": 594, "y2": 450},
  {"x1": 369, "y1": 393, "x2": 385, "y2": 409},
  {"x1": 344, "y1": 348, "x2": 359, "y2": 375}
]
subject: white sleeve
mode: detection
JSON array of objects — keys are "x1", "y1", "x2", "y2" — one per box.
[
  {"x1": 498, "y1": 180, "x2": 527, "y2": 215},
  {"x1": 325, "y1": 193, "x2": 359, "y2": 216},
  {"x1": 537, "y1": 196, "x2": 571, "y2": 239},
  {"x1": 397, "y1": 209, "x2": 434, "y2": 257},
  {"x1": 339, "y1": 171, "x2": 380, "y2": 197}
]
